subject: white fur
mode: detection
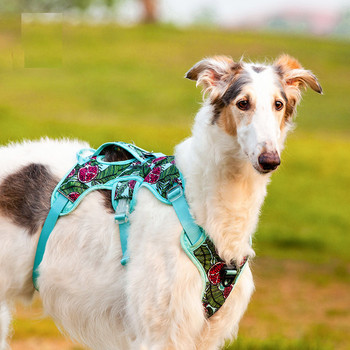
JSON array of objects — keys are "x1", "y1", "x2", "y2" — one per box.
[
  {"x1": 0, "y1": 303, "x2": 10, "y2": 350},
  {"x1": 237, "y1": 65, "x2": 283, "y2": 168},
  {"x1": 0, "y1": 56, "x2": 320, "y2": 349}
]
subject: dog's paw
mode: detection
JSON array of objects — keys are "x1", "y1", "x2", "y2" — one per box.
[{"x1": 220, "y1": 241, "x2": 255, "y2": 267}]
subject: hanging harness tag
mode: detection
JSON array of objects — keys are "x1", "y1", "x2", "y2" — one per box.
[{"x1": 115, "y1": 199, "x2": 131, "y2": 265}]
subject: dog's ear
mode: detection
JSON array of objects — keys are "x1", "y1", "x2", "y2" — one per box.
[
  {"x1": 274, "y1": 54, "x2": 323, "y2": 94},
  {"x1": 185, "y1": 56, "x2": 238, "y2": 99}
]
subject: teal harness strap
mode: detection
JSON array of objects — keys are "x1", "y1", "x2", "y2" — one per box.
[
  {"x1": 167, "y1": 185, "x2": 203, "y2": 246},
  {"x1": 32, "y1": 193, "x2": 69, "y2": 291},
  {"x1": 114, "y1": 199, "x2": 131, "y2": 265}
]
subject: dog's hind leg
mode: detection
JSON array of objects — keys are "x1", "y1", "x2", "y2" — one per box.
[{"x1": 0, "y1": 302, "x2": 11, "y2": 350}]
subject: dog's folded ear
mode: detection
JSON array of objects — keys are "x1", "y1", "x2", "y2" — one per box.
[
  {"x1": 274, "y1": 54, "x2": 323, "y2": 94},
  {"x1": 186, "y1": 56, "x2": 239, "y2": 99}
]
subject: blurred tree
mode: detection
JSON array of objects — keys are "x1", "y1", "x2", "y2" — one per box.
[
  {"x1": 0, "y1": 0, "x2": 115, "y2": 12},
  {"x1": 141, "y1": 0, "x2": 157, "y2": 23},
  {"x1": 0, "y1": 0, "x2": 159, "y2": 23}
]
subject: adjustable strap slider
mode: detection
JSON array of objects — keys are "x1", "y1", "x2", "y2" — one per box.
[
  {"x1": 167, "y1": 184, "x2": 183, "y2": 203},
  {"x1": 115, "y1": 199, "x2": 130, "y2": 224},
  {"x1": 115, "y1": 199, "x2": 131, "y2": 266}
]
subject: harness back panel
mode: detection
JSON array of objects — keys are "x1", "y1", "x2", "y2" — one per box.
[{"x1": 53, "y1": 142, "x2": 181, "y2": 215}]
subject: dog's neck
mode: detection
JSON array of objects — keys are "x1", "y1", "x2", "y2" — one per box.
[{"x1": 175, "y1": 104, "x2": 271, "y2": 264}]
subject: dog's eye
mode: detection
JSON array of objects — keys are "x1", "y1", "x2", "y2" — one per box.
[
  {"x1": 236, "y1": 100, "x2": 250, "y2": 111},
  {"x1": 275, "y1": 100, "x2": 284, "y2": 111}
]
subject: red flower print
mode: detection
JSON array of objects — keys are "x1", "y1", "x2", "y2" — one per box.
[
  {"x1": 207, "y1": 262, "x2": 225, "y2": 285},
  {"x1": 68, "y1": 168, "x2": 76, "y2": 177},
  {"x1": 128, "y1": 180, "x2": 136, "y2": 189},
  {"x1": 152, "y1": 156, "x2": 166, "y2": 164},
  {"x1": 203, "y1": 302, "x2": 209, "y2": 314},
  {"x1": 78, "y1": 165, "x2": 99, "y2": 183},
  {"x1": 223, "y1": 285, "x2": 233, "y2": 299},
  {"x1": 68, "y1": 192, "x2": 80, "y2": 202},
  {"x1": 239, "y1": 256, "x2": 248, "y2": 268},
  {"x1": 144, "y1": 166, "x2": 161, "y2": 184}
]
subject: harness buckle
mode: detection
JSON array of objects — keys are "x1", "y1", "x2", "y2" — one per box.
[
  {"x1": 115, "y1": 199, "x2": 130, "y2": 224},
  {"x1": 220, "y1": 266, "x2": 238, "y2": 287},
  {"x1": 167, "y1": 184, "x2": 183, "y2": 202}
]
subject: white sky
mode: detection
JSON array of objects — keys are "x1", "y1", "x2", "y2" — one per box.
[{"x1": 157, "y1": 0, "x2": 350, "y2": 26}]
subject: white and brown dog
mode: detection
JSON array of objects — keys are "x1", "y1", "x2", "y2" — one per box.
[{"x1": 0, "y1": 55, "x2": 321, "y2": 350}]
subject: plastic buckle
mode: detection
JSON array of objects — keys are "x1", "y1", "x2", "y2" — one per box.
[
  {"x1": 167, "y1": 185, "x2": 183, "y2": 202},
  {"x1": 115, "y1": 199, "x2": 130, "y2": 224},
  {"x1": 220, "y1": 266, "x2": 238, "y2": 287}
]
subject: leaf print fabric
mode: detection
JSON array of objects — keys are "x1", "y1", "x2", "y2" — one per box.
[
  {"x1": 144, "y1": 166, "x2": 161, "y2": 184},
  {"x1": 193, "y1": 237, "x2": 245, "y2": 317}
]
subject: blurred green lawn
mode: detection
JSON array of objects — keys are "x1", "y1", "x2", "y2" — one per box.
[{"x1": 1, "y1": 22, "x2": 349, "y2": 349}]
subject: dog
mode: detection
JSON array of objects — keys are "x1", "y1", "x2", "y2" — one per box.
[{"x1": 0, "y1": 55, "x2": 321, "y2": 350}]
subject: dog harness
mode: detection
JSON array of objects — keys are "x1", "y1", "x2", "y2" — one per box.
[{"x1": 33, "y1": 142, "x2": 247, "y2": 317}]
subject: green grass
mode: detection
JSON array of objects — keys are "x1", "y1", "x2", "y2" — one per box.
[
  {"x1": 228, "y1": 337, "x2": 333, "y2": 350},
  {"x1": 1, "y1": 22, "x2": 350, "y2": 349},
  {"x1": 257, "y1": 132, "x2": 350, "y2": 263},
  {"x1": 1, "y1": 22, "x2": 349, "y2": 263}
]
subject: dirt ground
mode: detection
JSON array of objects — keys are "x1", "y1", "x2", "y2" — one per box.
[{"x1": 9, "y1": 257, "x2": 350, "y2": 350}]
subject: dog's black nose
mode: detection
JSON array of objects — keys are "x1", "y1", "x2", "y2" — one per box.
[{"x1": 258, "y1": 152, "x2": 281, "y2": 171}]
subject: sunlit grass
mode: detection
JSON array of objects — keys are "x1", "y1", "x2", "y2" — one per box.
[{"x1": 257, "y1": 132, "x2": 350, "y2": 263}]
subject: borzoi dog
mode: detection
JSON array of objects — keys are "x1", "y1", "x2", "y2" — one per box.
[{"x1": 0, "y1": 55, "x2": 321, "y2": 350}]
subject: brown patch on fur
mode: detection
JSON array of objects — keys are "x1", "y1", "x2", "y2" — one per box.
[
  {"x1": 274, "y1": 54, "x2": 322, "y2": 94},
  {"x1": 275, "y1": 54, "x2": 302, "y2": 71},
  {"x1": 100, "y1": 144, "x2": 133, "y2": 162},
  {"x1": 273, "y1": 55, "x2": 322, "y2": 126},
  {"x1": 221, "y1": 74, "x2": 252, "y2": 107},
  {"x1": 0, "y1": 164, "x2": 58, "y2": 235},
  {"x1": 185, "y1": 56, "x2": 234, "y2": 83},
  {"x1": 252, "y1": 66, "x2": 266, "y2": 73},
  {"x1": 211, "y1": 98, "x2": 226, "y2": 125},
  {"x1": 98, "y1": 144, "x2": 134, "y2": 212},
  {"x1": 99, "y1": 190, "x2": 114, "y2": 213},
  {"x1": 186, "y1": 57, "x2": 243, "y2": 108},
  {"x1": 230, "y1": 62, "x2": 243, "y2": 73},
  {"x1": 211, "y1": 66, "x2": 249, "y2": 124},
  {"x1": 217, "y1": 107, "x2": 237, "y2": 136}
]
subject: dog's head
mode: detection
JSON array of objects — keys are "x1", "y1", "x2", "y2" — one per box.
[{"x1": 186, "y1": 55, "x2": 322, "y2": 174}]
